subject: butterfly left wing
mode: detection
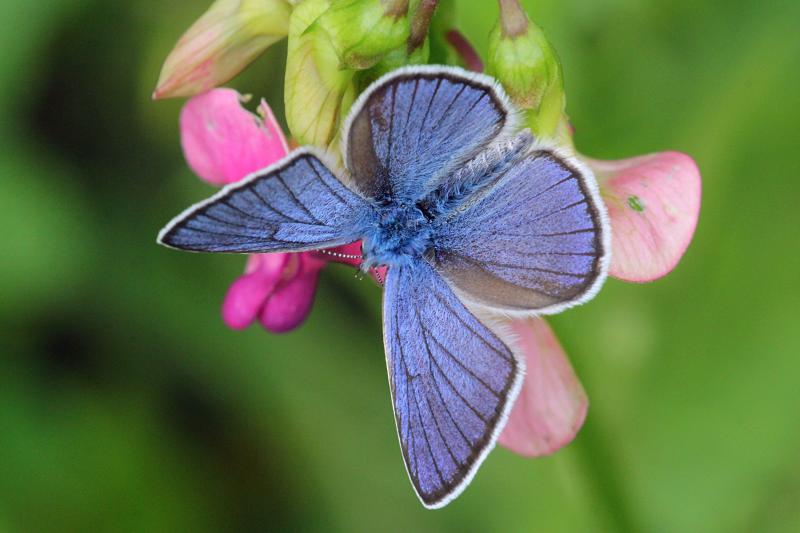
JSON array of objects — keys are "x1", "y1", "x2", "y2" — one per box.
[
  {"x1": 158, "y1": 149, "x2": 367, "y2": 253},
  {"x1": 383, "y1": 259, "x2": 522, "y2": 508}
]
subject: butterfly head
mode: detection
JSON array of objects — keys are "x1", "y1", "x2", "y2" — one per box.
[{"x1": 360, "y1": 200, "x2": 435, "y2": 270}]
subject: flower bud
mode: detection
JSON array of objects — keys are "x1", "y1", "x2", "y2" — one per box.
[
  {"x1": 317, "y1": 0, "x2": 411, "y2": 70},
  {"x1": 285, "y1": 0, "x2": 358, "y2": 149},
  {"x1": 487, "y1": 0, "x2": 567, "y2": 140},
  {"x1": 153, "y1": 0, "x2": 292, "y2": 99}
]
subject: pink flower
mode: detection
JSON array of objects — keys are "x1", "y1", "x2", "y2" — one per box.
[
  {"x1": 498, "y1": 150, "x2": 701, "y2": 457},
  {"x1": 180, "y1": 88, "x2": 331, "y2": 333}
]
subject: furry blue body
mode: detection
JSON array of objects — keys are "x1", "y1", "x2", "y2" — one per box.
[
  {"x1": 360, "y1": 202, "x2": 434, "y2": 269},
  {"x1": 359, "y1": 130, "x2": 534, "y2": 270}
]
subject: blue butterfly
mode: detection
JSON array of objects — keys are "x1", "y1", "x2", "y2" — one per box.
[{"x1": 158, "y1": 65, "x2": 610, "y2": 508}]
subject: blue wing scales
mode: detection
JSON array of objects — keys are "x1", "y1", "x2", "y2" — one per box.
[
  {"x1": 158, "y1": 149, "x2": 367, "y2": 253},
  {"x1": 432, "y1": 148, "x2": 609, "y2": 314},
  {"x1": 343, "y1": 66, "x2": 513, "y2": 201},
  {"x1": 384, "y1": 259, "x2": 521, "y2": 508}
]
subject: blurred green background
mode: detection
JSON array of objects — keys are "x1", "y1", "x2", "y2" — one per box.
[{"x1": 2, "y1": 0, "x2": 799, "y2": 531}]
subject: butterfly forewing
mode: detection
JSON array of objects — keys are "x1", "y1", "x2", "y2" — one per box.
[
  {"x1": 383, "y1": 259, "x2": 521, "y2": 508},
  {"x1": 432, "y1": 149, "x2": 609, "y2": 314},
  {"x1": 343, "y1": 66, "x2": 513, "y2": 201},
  {"x1": 158, "y1": 149, "x2": 367, "y2": 253}
]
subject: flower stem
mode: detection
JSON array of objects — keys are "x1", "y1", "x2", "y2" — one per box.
[{"x1": 444, "y1": 30, "x2": 483, "y2": 72}]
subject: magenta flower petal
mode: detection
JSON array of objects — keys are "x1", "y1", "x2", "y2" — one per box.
[
  {"x1": 180, "y1": 88, "x2": 289, "y2": 186},
  {"x1": 498, "y1": 318, "x2": 588, "y2": 457},
  {"x1": 222, "y1": 254, "x2": 289, "y2": 330},
  {"x1": 587, "y1": 151, "x2": 701, "y2": 283},
  {"x1": 259, "y1": 253, "x2": 326, "y2": 333}
]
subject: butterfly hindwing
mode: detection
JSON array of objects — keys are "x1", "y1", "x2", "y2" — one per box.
[
  {"x1": 343, "y1": 66, "x2": 514, "y2": 201},
  {"x1": 158, "y1": 149, "x2": 367, "y2": 253},
  {"x1": 432, "y1": 148, "x2": 609, "y2": 314},
  {"x1": 383, "y1": 259, "x2": 521, "y2": 508}
]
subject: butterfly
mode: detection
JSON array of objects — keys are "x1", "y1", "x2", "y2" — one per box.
[{"x1": 158, "y1": 65, "x2": 610, "y2": 508}]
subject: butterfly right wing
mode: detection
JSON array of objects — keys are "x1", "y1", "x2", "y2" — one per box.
[
  {"x1": 383, "y1": 259, "x2": 521, "y2": 508},
  {"x1": 342, "y1": 66, "x2": 515, "y2": 201},
  {"x1": 158, "y1": 149, "x2": 367, "y2": 254}
]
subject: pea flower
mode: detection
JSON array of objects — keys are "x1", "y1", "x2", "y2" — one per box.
[
  {"x1": 178, "y1": 88, "x2": 382, "y2": 331},
  {"x1": 483, "y1": 0, "x2": 701, "y2": 456},
  {"x1": 157, "y1": 0, "x2": 701, "y2": 463},
  {"x1": 180, "y1": 88, "x2": 327, "y2": 332}
]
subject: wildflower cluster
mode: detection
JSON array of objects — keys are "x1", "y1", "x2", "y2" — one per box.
[{"x1": 155, "y1": 0, "x2": 700, "y2": 460}]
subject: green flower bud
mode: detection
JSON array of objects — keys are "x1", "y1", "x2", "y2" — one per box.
[
  {"x1": 357, "y1": 0, "x2": 437, "y2": 86},
  {"x1": 285, "y1": 0, "x2": 357, "y2": 149},
  {"x1": 359, "y1": 33, "x2": 429, "y2": 88},
  {"x1": 153, "y1": 0, "x2": 292, "y2": 99},
  {"x1": 317, "y1": 0, "x2": 411, "y2": 70},
  {"x1": 487, "y1": 0, "x2": 568, "y2": 141}
]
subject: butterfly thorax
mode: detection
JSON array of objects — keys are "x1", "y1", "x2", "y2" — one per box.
[{"x1": 360, "y1": 201, "x2": 435, "y2": 269}]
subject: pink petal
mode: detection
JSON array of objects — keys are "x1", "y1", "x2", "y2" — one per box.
[
  {"x1": 221, "y1": 254, "x2": 289, "y2": 330},
  {"x1": 180, "y1": 89, "x2": 288, "y2": 186},
  {"x1": 587, "y1": 151, "x2": 701, "y2": 283},
  {"x1": 498, "y1": 318, "x2": 588, "y2": 457},
  {"x1": 259, "y1": 253, "x2": 326, "y2": 333}
]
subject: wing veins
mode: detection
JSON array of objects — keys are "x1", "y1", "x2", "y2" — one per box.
[
  {"x1": 404, "y1": 77, "x2": 420, "y2": 126},
  {"x1": 422, "y1": 325, "x2": 502, "y2": 400},
  {"x1": 527, "y1": 199, "x2": 589, "y2": 224},
  {"x1": 426, "y1": 361, "x2": 472, "y2": 454},
  {"x1": 248, "y1": 183, "x2": 307, "y2": 224},
  {"x1": 275, "y1": 173, "x2": 324, "y2": 225},
  {"x1": 394, "y1": 302, "x2": 418, "y2": 476},
  {"x1": 411, "y1": 383, "x2": 446, "y2": 487},
  {"x1": 429, "y1": 288, "x2": 514, "y2": 363},
  {"x1": 469, "y1": 258, "x2": 591, "y2": 279},
  {"x1": 449, "y1": 255, "x2": 569, "y2": 299},
  {"x1": 386, "y1": 83, "x2": 397, "y2": 170},
  {"x1": 410, "y1": 304, "x2": 465, "y2": 471},
  {"x1": 179, "y1": 225, "x2": 273, "y2": 241},
  {"x1": 419, "y1": 383, "x2": 462, "y2": 470},
  {"x1": 306, "y1": 159, "x2": 351, "y2": 208},
  {"x1": 430, "y1": 83, "x2": 468, "y2": 133},
  {"x1": 428, "y1": 347, "x2": 489, "y2": 424},
  {"x1": 416, "y1": 78, "x2": 442, "y2": 148},
  {"x1": 492, "y1": 228, "x2": 595, "y2": 238},
  {"x1": 194, "y1": 212, "x2": 264, "y2": 231},
  {"x1": 219, "y1": 198, "x2": 278, "y2": 224}
]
